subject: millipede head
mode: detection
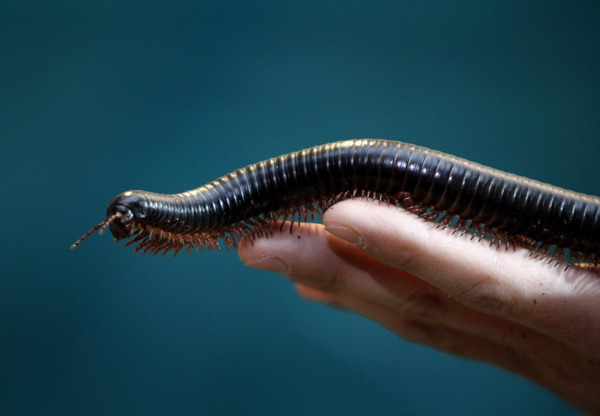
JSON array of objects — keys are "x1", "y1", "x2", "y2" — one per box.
[{"x1": 71, "y1": 191, "x2": 146, "y2": 249}]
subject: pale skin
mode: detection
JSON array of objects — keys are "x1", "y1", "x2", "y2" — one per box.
[{"x1": 237, "y1": 199, "x2": 600, "y2": 414}]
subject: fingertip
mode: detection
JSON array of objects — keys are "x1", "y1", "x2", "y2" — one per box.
[
  {"x1": 237, "y1": 222, "x2": 330, "y2": 273},
  {"x1": 237, "y1": 232, "x2": 290, "y2": 273},
  {"x1": 236, "y1": 236, "x2": 256, "y2": 263},
  {"x1": 236, "y1": 223, "x2": 300, "y2": 263}
]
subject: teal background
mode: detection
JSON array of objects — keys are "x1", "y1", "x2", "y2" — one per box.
[{"x1": 2, "y1": 1, "x2": 599, "y2": 415}]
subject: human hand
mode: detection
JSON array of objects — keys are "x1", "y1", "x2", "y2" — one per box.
[{"x1": 238, "y1": 199, "x2": 600, "y2": 414}]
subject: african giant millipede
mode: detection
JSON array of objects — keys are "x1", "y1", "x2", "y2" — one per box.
[{"x1": 72, "y1": 139, "x2": 600, "y2": 268}]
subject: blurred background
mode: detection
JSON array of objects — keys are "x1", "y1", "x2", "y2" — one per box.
[{"x1": 2, "y1": 1, "x2": 599, "y2": 415}]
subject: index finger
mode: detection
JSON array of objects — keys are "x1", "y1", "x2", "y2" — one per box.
[{"x1": 322, "y1": 199, "x2": 600, "y2": 353}]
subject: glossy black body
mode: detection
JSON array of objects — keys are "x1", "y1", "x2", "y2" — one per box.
[{"x1": 111, "y1": 139, "x2": 600, "y2": 257}]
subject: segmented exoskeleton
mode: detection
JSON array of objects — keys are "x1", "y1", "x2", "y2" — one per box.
[{"x1": 72, "y1": 139, "x2": 600, "y2": 268}]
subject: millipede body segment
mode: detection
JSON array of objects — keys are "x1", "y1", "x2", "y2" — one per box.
[{"x1": 72, "y1": 139, "x2": 600, "y2": 267}]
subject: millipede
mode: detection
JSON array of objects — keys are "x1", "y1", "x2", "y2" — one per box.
[{"x1": 72, "y1": 139, "x2": 600, "y2": 269}]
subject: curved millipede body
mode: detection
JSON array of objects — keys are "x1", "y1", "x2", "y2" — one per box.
[{"x1": 72, "y1": 139, "x2": 600, "y2": 268}]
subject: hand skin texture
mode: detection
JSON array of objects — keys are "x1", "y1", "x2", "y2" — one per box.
[{"x1": 238, "y1": 199, "x2": 600, "y2": 414}]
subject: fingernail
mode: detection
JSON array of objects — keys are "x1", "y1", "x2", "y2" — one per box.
[
  {"x1": 244, "y1": 255, "x2": 289, "y2": 273},
  {"x1": 325, "y1": 225, "x2": 363, "y2": 246}
]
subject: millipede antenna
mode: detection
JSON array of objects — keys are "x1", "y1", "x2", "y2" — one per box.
[{"x1": 70, "y1": 213, "x2": 121, "y2": 250}]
